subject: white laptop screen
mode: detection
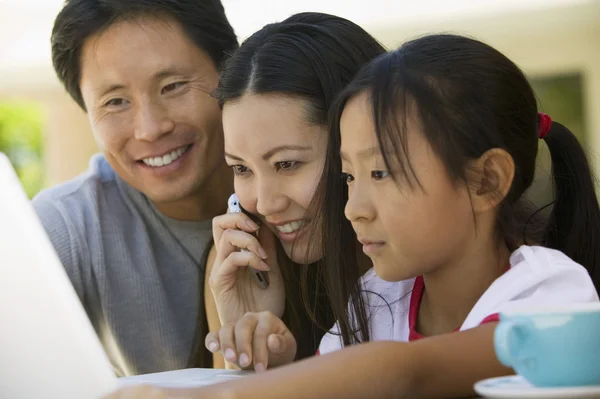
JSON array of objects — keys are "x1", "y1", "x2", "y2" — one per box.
[{"x1": 0, "y1": 153, "x2": 117, "y2": 399}]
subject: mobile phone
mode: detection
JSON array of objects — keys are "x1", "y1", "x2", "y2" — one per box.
[{"x1": 227, "y1": 193, "x2": 270, "y2": 289}]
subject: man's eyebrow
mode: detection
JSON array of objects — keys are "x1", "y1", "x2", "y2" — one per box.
[
  {"x1": 95, "y1": 67, "x2": 187, "y2": 98},
  {"x1": 96, "y1": 84, "x2": 125, "y2": 98}
]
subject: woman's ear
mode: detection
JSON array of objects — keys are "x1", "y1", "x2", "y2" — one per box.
[{"x1": 467, "y1": 148, "x2": 515, "y2": 214}]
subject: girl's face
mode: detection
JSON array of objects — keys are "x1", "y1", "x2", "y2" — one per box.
[
  {"x1": 223, "y1": 93, "x2": 327, "y2": 264},
  {"x1": 339, "y1": 93, "x2": 477, "y2": 281}
]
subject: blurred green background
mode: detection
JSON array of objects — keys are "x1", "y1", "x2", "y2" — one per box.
[{"x1": 0, "y1": 101, "x2": 45, "y2": 198}]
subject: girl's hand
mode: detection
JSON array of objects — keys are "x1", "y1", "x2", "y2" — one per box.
[
  {"x1": 205, "y1": 311, "x2": 297, "y2": 372},
  {"x1": 101, "y1": 385, "x2": 237, "y2": 399},
  {"x1": 100, "y1": 385, "x2": 188, "y2": 399}
]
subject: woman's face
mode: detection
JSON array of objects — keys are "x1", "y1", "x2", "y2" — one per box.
[{"x1": 222, "y1": 93, "x2": 328, "y2": 264}]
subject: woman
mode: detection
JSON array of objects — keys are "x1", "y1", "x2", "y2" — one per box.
[{"x1": 200, "y1": 12, "x2": 385, "y2": 369}]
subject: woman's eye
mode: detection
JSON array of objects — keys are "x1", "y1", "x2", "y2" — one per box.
[
  {"x1": 162, "y1": 82, "x2": 187, "y2": 94},
  {"x1": 276, "y1": 161, "x2": 298, "y2": 171},
  {"x1": 231, "y1": 165, "x2": 250, "y2": 176},
  {"x1": 342, "y1": 173, "x2": 355, "y2": 184},
  {"x1": 371, "y1": 170, "x2": 390, "y2": 181}
]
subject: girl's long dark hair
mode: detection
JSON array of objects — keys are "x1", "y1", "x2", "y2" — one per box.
[
  {"x1": 213, "y1": 12, "x2": 385, "y2": 358},
  {"x1": 327, "y1": 34, "x2": 600, "y2": 340}
]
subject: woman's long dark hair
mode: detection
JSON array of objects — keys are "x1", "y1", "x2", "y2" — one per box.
[
  {"x1": 326, "y1": 34, "x2": 600, "y2": 341},
  {"x1": 213, "y1": 12, "x2": 385, "y2": 359}
]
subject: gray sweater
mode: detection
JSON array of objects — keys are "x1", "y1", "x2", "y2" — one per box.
[{"x1": 32, "y1": 154, "x2": 213, "y2": 376}]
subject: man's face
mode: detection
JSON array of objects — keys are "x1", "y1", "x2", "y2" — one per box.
[{"x1": 79, "y1": 16, "x2": 225, "y2": 204}]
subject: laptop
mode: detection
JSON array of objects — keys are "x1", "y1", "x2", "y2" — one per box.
[{"x1": 0, "y1": 153, "x2": 247, "y2": 399}]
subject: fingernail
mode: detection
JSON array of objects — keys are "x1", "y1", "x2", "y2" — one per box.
[
  {"x1": 208, "y1": 342, "x2": 219, "y2": 352},
  {"x1": 260, "y1": 261, "x2": 271, "y2": 271},
  {"x1": 225, "y1": 348, "x2": 237, "y2": 362},
  {"x1": 246, "y1": 220, "x2": 259, "y2": 230},
  {"x1": 258, "y1": 247, "x2": 268, "y2": 259},
  {"x1": 239, "y1": 353, "x2": 250, "y2": 367},
  {"x1": 255, "y1": 363, "x2": 265, "y2": 373}
]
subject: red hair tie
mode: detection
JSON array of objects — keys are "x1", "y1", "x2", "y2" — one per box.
[{"x1": 538, "y1": 112, "x2": 552, "y2": 139}]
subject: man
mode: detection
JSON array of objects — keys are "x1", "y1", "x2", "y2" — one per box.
[{"x1": 33, "y1": 0, "x2": 237, "y2": 376}]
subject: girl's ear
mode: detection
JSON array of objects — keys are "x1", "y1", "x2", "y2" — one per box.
[{"x1": 467, "y1": 148, "x2": 515, "y2": 214}]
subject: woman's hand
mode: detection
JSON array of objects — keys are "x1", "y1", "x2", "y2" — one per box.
[
  {"x1": 210, "y1": 213, "x2": 286, "y2": 325},
  {"x1": 205, "y1": 311, "x2": 297, "y2": 372}
]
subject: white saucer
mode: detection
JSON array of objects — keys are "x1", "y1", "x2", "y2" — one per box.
[{"x1": 474, "y1": 375, "x2": 600, "y2": 398}]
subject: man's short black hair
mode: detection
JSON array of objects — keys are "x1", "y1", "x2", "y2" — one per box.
[{"x1": 51, "y1": 0, "x2": 238, "y2": 109}]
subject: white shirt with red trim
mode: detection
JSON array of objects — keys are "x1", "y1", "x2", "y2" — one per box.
[{"x1": 318, "y1": 245, "x2": 599, "y2": 354}]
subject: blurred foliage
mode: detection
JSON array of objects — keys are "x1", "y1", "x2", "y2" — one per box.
[
  {"x1": 530, "y1": 73, "x2": 586, "y2": 143},
  {"x1": 0, "y1": 101, "x2": 44, "y2": 198},
  {"x1": 527, "y1": 73, "x2": 586, "y2": 205}
]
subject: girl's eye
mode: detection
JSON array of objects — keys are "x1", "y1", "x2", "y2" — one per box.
[
  {"x1": 371, "y1": 170, "x2": 390, "y2": 181},
  {"x1": 276, "y1": 161, "x2": 298, "y2": 171},
  {"x1": 231, "y1": 165, "x2": 250, "y2": 176},
  {"x1": 342, "y1": 173, "x2": 355, "y2": 184},
  {"x1": 162, "y1": 81, "x2": 187, "y2": 94}
]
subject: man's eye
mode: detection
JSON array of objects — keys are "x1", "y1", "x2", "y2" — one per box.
[
  {"x1": 105, "y1": 98, "x2": 126, "y2": 107},
  {"x1": 162, "y1": 82, "x2": 187, "y2": 94}
]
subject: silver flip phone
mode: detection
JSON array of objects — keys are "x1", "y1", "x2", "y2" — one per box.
[{"x1": 227, "y1": 193, "x2": 270, "y2": 289}]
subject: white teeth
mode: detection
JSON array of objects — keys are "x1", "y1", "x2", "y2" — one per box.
[
  {"x1": 142, "y1": 145, "x2": 189, "y2": 167},
  {"x1": 276, "y1": 221, "x2": 306, "y2": 234}
]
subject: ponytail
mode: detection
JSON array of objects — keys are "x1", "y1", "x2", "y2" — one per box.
[{"x1": 542, "y1": 115, "x2": 600, "y2": 293}]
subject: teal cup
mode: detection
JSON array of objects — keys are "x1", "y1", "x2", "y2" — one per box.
[{"x1": 494, "y1": 302, "x2": 600, "y2": 387}]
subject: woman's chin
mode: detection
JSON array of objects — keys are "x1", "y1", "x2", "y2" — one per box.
[{"x1": 281, "y1": 243, "x2": 323, "y2": 265}]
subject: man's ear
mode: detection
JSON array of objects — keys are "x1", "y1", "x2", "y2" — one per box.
[{"x1": 467, "y1": 148, "x2": 515, "y2": 213}]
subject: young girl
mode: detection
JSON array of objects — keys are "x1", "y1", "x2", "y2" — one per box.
[{"x1": 106, "y1": 34, "x2": 599, "y2": 399}]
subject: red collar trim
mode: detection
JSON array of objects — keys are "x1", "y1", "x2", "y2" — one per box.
[{"x1": 408, "y1": 266, "x2": 510, "y2": 341}]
